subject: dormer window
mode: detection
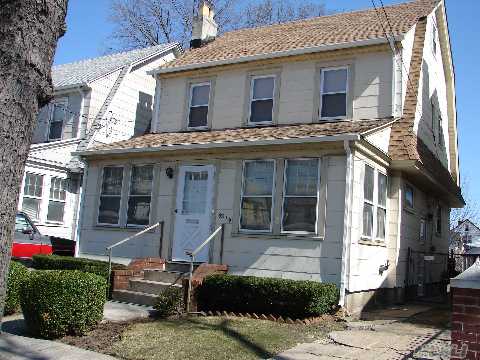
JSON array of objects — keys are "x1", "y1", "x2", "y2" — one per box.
[
  {"x1": 48, "y1": 98, "x2": 68, "y2": 141},
  {"x1": 188, "y1": 82, "x2": 210, "y2": 129},
  {"x1": 249, "y1": 75, "x2": 275, "y2": 125},
  {"x1": 320, "y1": 67, "x2": 348, "y2": 120}
]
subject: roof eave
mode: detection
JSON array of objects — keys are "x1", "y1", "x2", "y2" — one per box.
[
  {"x1": 53, "y1": 83, "x2": 90, "y2": 93},
  {"x1": 148, "y1": 36, "x2": 399, "y2": 76},
  {"x1": 74, "y1": 133, "x2": 361, "y2": 158}
]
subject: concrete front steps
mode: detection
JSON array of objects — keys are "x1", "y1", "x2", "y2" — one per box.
[{"x1": 112, "y1": 263, "x2": 189, "y2": 306}]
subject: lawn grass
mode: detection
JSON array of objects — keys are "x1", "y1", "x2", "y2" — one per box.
[{"x1": 107, "y1": 316, "x2": 342, "y2": 360}]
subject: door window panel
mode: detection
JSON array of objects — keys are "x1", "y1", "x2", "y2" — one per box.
[{"x1": 182, "y1": 171, "x2": 208, "y2": 215}]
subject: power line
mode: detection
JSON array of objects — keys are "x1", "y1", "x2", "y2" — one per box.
[{"x1": 370, "y1": 0, "x2": 416, "y2": 110}]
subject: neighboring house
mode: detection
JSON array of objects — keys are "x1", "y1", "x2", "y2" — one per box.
[
  {"x1": 450, "y1": 219, "x2": 480, "y2": 253},
  {"x1": 18, "y1": 44, "x2": 181, "y2": 241},
  {"x1": 75, "y1": 0, "x2": 464, "y2": 313}
]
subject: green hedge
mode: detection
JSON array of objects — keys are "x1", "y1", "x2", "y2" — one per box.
[
  {"x1": 197, "y1": 274, "x2": 339, "y2": 319},
  {"x1": 32, "y1": 255, "x2": 126, "y2": 280},
  {"x1": 4, "y1": 261, "x2": 29, "y2": 315},
  {"x1": 20, "y1": 270, "x2": 107, "y2": 339}
]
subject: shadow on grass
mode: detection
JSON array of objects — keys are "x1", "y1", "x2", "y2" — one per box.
[{"x1": 162, "y1": 317, "x2": 275, "y2": 359}]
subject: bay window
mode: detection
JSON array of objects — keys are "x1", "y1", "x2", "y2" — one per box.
[
  {"x1": 362, "y1": 165, "x2": 388, "y2": 241},
  {"x1": 320, "y1": 67, "x2": 348, "y2": 119},
  {"x1": 98, "y1": 166, "x2": 124, "y2": 225},
  {"x1": 249, "y1": 75, "x2": 275, "y2": 124},
  {"x1": 47, "y1": 177, "x2": 67, "y2": 222},
  {"x1": 240, "y1": 160, "x2": 275, "y2": 232},
  {"x1": 22, "y1": 173, "x2": 44, "y2": 221},
  {"x1": 282, "y1": 159, "x2": 319, "y2": 233},
  {"x1": 127, "y1": 165, "x2": 154, "y2": 226},
  {"x1": 188, "y1": 82, "x2": 210, "y2": 128}
]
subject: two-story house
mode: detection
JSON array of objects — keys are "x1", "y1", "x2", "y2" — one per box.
[
  {"x1": 75, "y1": 0, "x2": 463, "y2": 313},
  {"x1": 18, "y1": 44, "x2": 180, "y2": 242}
]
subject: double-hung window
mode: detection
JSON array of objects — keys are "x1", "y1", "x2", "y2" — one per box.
[
  {"x1": 22, "y1": 173, "x2": 44, "y2": 221},
  {"x1": 362, "y1": 165, "x2": 388, "y2": 241},
  {"x1": 320, "y1": 67, "x2": 348, "y2": 119},
  {"x1": 282, "y1": 159, "x2": 319, "y2": 233},
  {"x1": 188, "y1": 82, "x2": 210, "y2": 128},
  {"x1": 98, "y1": 166, "x2": 124, "y2": 225},
  {"x1": 127, "y1": 165, "x2": 154, "y2": 226},
  {"x1": 47, "y1": 177, "x2": 67, "y2": 222},
  {"x1": 48, "y1": 99, "x2": 67, "y2": 141},
  {"x1": 240, "y1": 160, "x2": 275, "y2": 232},
  {"x1": 249, "y1": 76, "x2": 275, "y2": 124}
]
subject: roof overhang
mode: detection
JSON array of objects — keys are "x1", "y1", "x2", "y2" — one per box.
[
  {"x1": 391, "y1": 159, "x2": 465, "y2": 208},
  {"x1": 148, "y1": 37, "x2": 399, "y2": 76},
  {"x1": 74, "y1": 133, "x2": 361, "y2": 158},
  {"x1": 53, "y1": 83, "x2": 90, "y2": 93}
]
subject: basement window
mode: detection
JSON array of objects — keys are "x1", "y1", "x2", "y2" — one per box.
[
  {"x1": 188, "y1": 82, "x2": 210, "y2": 129},
  {"x1": 320, "y1": 67, "x2": 348, "y2": 120},
  {"x1": 249, "y1": 75, "x2": 275, "y2": 125}
]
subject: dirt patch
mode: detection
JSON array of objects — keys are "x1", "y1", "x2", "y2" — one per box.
[{"x1": 59, "y1": 319, "x2": 154, "y2": 354}]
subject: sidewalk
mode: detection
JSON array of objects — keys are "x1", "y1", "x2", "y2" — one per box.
[
  {"x1": 0, "y1": 301, "x2": 151, "y2": 360},
  {"x1": 274, "y1": 304, "x2": 451, "y2": 360},
  {"x1": 0, "y1": 333, "x2": 118, "y2": 360}
]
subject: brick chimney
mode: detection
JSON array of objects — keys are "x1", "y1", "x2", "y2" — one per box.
[{"x1": 190, "y1": 1, "x2": 218, "y2": 48}]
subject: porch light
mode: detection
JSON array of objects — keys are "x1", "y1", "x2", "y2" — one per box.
[{"x1": 165, "y1": 167, "x2": 174, "y2": 179}]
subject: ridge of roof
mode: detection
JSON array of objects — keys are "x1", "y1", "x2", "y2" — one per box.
[{"x1": 157, "y1": 0, "x2": 439, "y2": 73}]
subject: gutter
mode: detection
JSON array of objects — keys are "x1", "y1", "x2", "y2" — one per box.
[
  {"x1": 148, "y1": 37, "x2": 396, "y2": 76},
  {"x1": 73, "y1": 134, "x2": 361, "y2": 157},
  {"x1": 339, "y1": 140, "x2": 354, "y2": 307}
]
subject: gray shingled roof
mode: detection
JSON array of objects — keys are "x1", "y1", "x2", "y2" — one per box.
[{"x1": 52, "y1": 43, "x2": 179, "y2": 89}]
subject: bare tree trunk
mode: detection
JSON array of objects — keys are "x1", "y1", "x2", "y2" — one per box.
[{"x1": 0, "y1": 0, "x2": 68, "y2": 323}]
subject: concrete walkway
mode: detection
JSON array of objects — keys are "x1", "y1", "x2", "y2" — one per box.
[
  {"x1": 275, "y1": 305, "x2": 451, "y2": 360},
  {"x1": 0, "y1": 333, "x2": 118, "y2": 360},
  {"x1": 0, "y1": 301, "x2": 152, "y2": 360}
]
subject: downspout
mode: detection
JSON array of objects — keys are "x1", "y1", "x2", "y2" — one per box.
[
  {"x1": 339, "y1": 140, "x2": 354, "y2": 307},
  {"x1": 74, "y1": 158, "x2": 88, "y2": 258}
]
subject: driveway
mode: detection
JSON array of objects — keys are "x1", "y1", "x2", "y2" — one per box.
[{"x1": 275, "y1": 304, "x2": 451, "y2": 360}]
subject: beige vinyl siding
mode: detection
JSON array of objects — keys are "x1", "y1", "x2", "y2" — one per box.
[
  {"x1": 78, "y1": 151, "x2": 346, "y2": 284},
  {"x1": 155, "y1": 50, "x2": 394, "y2": 132}
]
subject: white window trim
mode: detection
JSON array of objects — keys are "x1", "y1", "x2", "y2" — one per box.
[
  {"x1": 281, "y1": 158, "x2": 320, "y2": 235},
  {"x1": 248, "y1": 75, "x2": 276, "y2": 126},
  {"x1": 319, "y1": 66, "x2": 349, "y2": 121},
  {"x1": 125, "y1": 164, "x2": 155, "y2": 228},
  {"x1": 22, "y1": 173, "x2": 44, "y2": 222},
  {"x1": 239, "y1": 159, "x2": 276, "y2": 233},
  {"x1": 97, "y1": 165, "x2": 125, "y2": 227},
  {"x1": 187, "y1": 82, "x2": 211, "y2": 130},
  {"x1": 47, "y1": 98, "x2": 68, "y2": 142},
  {"x1": 46, "y1": 177, "x2": 67, "y2": 224},
  {"x1": 361, "y1": 165, "x2": 388, "y2": 242}
]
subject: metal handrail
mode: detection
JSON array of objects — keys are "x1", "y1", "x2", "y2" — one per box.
[
  {"x1": 106, "y1": 221, "x2": 164, "y2": 282},
  {"x1": 186, "y1": 225, "x2": 224, "y2": 313}
]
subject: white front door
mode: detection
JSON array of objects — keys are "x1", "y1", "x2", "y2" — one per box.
[{"x1": 172, "y1": 165, "x2": 215, "y2": 262}]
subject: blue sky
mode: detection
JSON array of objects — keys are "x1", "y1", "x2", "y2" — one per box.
[{"x1": 54, "y1": 0, "x2": 479, "y2": 208}]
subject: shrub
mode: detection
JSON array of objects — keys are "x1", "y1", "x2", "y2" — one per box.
[
  {"x1": 20, "y1": 270, "x2": 107, "y2": 339},
  {"x1": 197, "y1": 274, "x2": 339, "y2": 319},
  {"x1": 154, "y1": 286, "x2": 184, "y2": 318},
  {"x1": 4, "y1": 261, "x2": 29, "y2": 315},
  {"x1": 32, "y1": 254, "x2": 126, "y2": 280}
]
